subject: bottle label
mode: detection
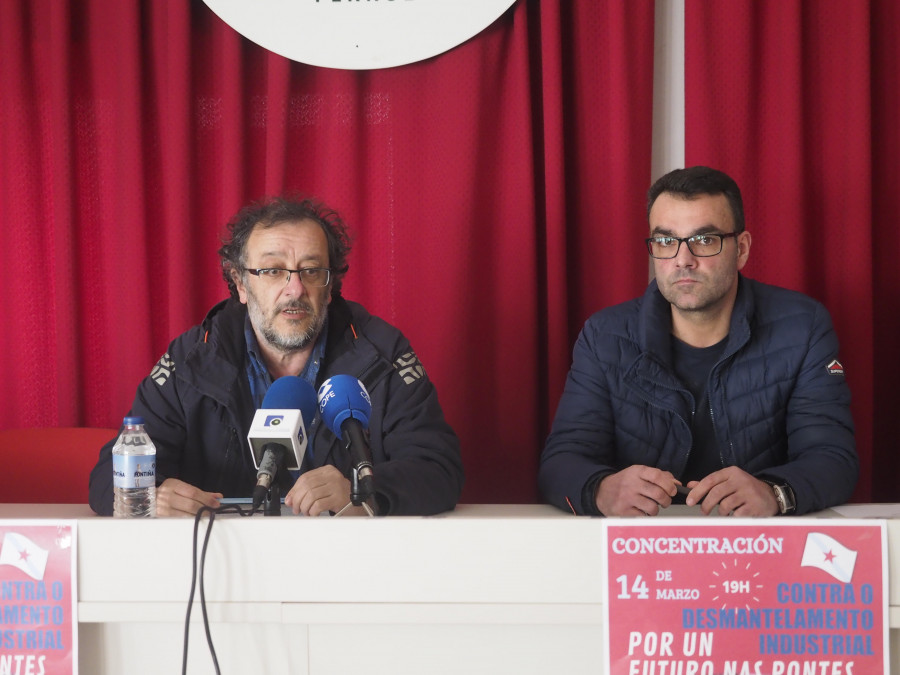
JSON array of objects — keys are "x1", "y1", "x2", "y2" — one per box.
[{"x1": 113, "y1": 454, "x2": 156, "y2": 489}]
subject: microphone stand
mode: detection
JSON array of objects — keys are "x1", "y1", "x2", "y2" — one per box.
[
  {"x1": 263, "y1": 483, "x2": 282, "y2": 516},
  {"x1": 334, "y1": 420, "x2": 377, "y2": 517},
  {"x1": 335, "y1": 465, "x2": 376, "y2": 517}
]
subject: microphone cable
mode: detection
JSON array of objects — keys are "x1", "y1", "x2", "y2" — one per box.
[{"x1": 181, "y1": 502, "x2": 258, "y2": 675}]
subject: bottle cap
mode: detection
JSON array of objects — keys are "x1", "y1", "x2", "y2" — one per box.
[{"x1": 123, "y1": 416, "x2": 145, "y2": 426}]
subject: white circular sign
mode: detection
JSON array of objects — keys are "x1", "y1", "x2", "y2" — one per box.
[{"x1": 203, "y1": 0, "x2": 518, "y2": 71}]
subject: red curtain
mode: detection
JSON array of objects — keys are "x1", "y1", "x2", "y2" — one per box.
[
  {"x1": 685, "y1": 0, "x2": 900, "y2": 502},
  {"x1": 0, "y1": 0, "x2": 656, "y2": 504}
]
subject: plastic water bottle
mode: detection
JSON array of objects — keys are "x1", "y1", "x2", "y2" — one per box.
[{"x1": 112, "y1": 416, "x2": 157, "y2": 518}]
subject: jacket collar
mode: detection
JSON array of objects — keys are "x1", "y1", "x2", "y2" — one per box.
[
  {"x1": 640, "y1": 274, "x2": 753, "y2": 367},
  {"x1": 320, "y1": 294, "x2": 356, "y2": 383},
  {"x1": 184, "y1": 294, "x2": 364, "y2": 405},
  {"x1": 176, "y1": 298, "x2": 251, "y2": 415}
]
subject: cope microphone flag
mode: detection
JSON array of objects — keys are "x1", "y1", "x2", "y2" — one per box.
[
  {"x1": 317, "y1": 374, "x2": 372, "y2": 434},
  {"x1": 317, "y1": 375, "x2": 376, "y2": 512},
  {"x1": 247, "y1": 376, "x2": 318, "y2": 471}
]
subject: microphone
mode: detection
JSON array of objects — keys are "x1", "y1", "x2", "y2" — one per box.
[
  {"x1": 247, "y1": 376, "x2": 318, "y2": 510},
  {"x1": 252, "y1": 443, "x2": 285, "y2": 511},
  {"x1": 317, "y1": 375, "x2": 376, "y2": 508}
]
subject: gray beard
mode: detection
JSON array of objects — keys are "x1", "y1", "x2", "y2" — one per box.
[{"x1": 249, "y1": 300, "x2": 327, "y2": 353}]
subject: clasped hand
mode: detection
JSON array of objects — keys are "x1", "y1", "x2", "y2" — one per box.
[{"x1": 595, "y1": 465, "x2": 779, "y2": 517}]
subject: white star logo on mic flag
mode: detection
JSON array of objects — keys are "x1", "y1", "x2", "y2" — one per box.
[
  {"x1": 800, "y1": 532, "x2": 857, "y2": 583},
  {"x1": 0, "y1": 532, "x2": 50, "y2": 581}
]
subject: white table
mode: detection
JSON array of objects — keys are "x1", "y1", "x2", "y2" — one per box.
[{"x1": 2, "y1": 503, "x2": 899, "y2": 674}]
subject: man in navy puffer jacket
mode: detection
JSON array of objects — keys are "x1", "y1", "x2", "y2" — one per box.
[{"x1": 539, "y1": 167, "x2": 857, "y2": 517}]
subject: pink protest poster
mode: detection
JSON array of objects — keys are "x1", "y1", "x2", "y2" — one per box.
[
  {"x1": 0, "y1": 521, "x2": 77, "y2": 675},
  {"x1": 603, "y1": 520, "x2": 887, "y2": 675}
]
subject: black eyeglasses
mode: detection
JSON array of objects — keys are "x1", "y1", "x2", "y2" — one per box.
[
  {"x1": 245, "y1": 267, "x2": 332, "y2": 287},
  {"x1": 645, "y1": 232, "x2": 739, "y2": 259}
]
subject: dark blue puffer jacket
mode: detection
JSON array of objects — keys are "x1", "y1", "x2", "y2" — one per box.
[{"x1": 539, "y1": 275, "x2": 858, "y2": 515}]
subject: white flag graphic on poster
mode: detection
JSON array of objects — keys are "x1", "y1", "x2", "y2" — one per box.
[
  {"x1": 800, "y1": 532, "x2": 857, "y2": 583},
  {"x1": 0, "y1": 532, "x2": 49, "y2": 581}
]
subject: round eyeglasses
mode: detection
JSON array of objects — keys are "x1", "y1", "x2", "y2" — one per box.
[
  {"x1": 645, "y1": 232, "x2": 738, "y2": 259},
  {"x1": 245, "y1": 267, "x2": 332, "y2": 287}
]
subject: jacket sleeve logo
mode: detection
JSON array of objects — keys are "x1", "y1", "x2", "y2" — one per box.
[
  {"x1": 150, "y1": 353, "x2": 175, "y2": 386},
  {"x1": 825, "y1": 359, "x2": 845, "y2": 375},
  {"x1": 394, "y1": 351, "x2": 426, "y2": 385}
]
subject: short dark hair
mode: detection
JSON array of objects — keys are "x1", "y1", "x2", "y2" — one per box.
[
  {"x1": 218, "y1": 195, "x2": 352, "y2": 300},
  {"x1": 647, "y1": 166, "x2": 745, "y2": 233}
]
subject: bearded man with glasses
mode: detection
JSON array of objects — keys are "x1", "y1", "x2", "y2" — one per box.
[
  {"x1": 90, "y1": 196, "x2": 463, "y2": 517},
  {"x1": 540, "y1": 166, "x2": 857, "y2": 518}
]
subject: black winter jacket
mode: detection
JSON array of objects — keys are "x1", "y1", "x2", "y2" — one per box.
[
  {"x1": 539, "y1": 276, "x2": 857, "y2": 516},
  {"x1": 89, "y1": 297, "x2": 464, "y2": 515}
]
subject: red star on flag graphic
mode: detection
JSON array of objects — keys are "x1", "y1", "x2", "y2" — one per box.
[
  {"x1": 0, "y1": 532, "x2": 49, "y2": 580},
  {"x1": 801, "y1": 532, "x2": 857, "y2": 583}
]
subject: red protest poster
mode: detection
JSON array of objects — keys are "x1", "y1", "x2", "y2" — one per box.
[
  {"x1": 0, "y1": 521, "x2": 77, "y2": 675},
  {"x1": 603, "y1": 520, "x2": 887, "y2": 675}
]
